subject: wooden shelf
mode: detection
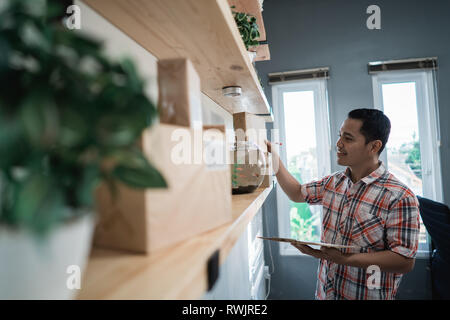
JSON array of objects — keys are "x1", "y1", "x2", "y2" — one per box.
[
  {"x1": 77, "y1": 185, "x2": 274, "y2": 300},
  {"x1": 82, "y1": 0, "x2": 271, "y2": 116}
]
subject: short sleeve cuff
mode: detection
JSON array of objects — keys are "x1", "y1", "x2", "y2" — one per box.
[
  {"x1": 300, "y1": 184, "x2": 309, "y2": 202},
  {"x1": 389, "y1": 245, "x2": 417, "y2": 259}
]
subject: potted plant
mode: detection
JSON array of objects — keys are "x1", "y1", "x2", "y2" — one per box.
[
  {"x1": 0, "y1": 0, "x2": 166, "y2": 299},
  {"x1": 231, "y1": 6, "x2": 260, "y2": 63}
]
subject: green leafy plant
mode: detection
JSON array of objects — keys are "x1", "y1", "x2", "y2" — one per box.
[
  {"x1": 288, "y1": 163, "x2": 320, "y2": 242},
  {"x1": 0, "y1": 0, "x2": 167, "y2": 235},
  {"x1": 290, "y1": 207, "x2": 320, "y2": 242},
  {"x1": 405, "y1": 141, "x2": 421, "y2": 178},
  {"x1": 231, "y1": 6, "x2": 260, "y2": 51},
  {"x1": 399, "y1": 133, "x2": 422, "y2": 179}
]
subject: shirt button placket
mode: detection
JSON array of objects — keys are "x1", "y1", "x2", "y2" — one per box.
[{"x1": 326, "y1": 260, "x2": 338, "y2": 300}]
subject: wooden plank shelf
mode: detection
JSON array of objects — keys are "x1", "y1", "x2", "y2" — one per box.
[
  {"x1": 77, "y1": 184, "x2": 274, "y2": 300},
  {"x1": 82, "y1": 0, "x2": 271, "y2": 116}
]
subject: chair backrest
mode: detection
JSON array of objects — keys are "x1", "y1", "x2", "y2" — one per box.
[{"x1": 417, "y1": 196, "x2": 450, "y2": 262}]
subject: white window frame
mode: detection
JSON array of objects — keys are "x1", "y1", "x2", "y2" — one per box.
[
  {"x1": 371, "y1": 70, "x2": 443, "y2": 258},
  {"x1": 271, "y1": 79, "x2": 332, "y2": 256}
]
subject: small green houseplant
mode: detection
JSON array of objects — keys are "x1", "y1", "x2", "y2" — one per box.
[
  {"x1": 231, "y1": 6, "x2": 260, "y2": 61},
  {"x1": 0, "y1": 0, "x2": 166, "y2": 299}
]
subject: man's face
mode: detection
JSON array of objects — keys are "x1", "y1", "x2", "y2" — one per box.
[{"x1": 336, "y1": 118, "x2": 378, "y2": 167}]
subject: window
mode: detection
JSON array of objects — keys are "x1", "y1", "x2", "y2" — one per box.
[
  {"x1": 272, "y1": 79, "x2": 331, "y2": 255},
  {"x1": 372, "y1": 70, "x2": 443, "y2": 256}
]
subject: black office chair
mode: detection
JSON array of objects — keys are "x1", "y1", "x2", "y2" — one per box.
[{"x1": 417, "y1": 196, "x2": 450, "y2": 300}]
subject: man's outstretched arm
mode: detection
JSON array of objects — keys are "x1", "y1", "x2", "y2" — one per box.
[{"x1": 266, "y1": 140, "x2": 305, "y2": 203}]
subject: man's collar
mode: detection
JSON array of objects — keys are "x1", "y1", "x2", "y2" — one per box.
[{"x1": 343, "y1": 161, "x2": 387, "y2": 185}]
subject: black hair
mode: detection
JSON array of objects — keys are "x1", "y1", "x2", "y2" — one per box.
[{"x1": 348, "y1": 108, "x2": 391, "y2": 155}]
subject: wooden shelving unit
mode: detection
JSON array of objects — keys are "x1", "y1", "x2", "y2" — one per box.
[
  {"x1": 77, "y1": 0, "x2": 276, "y2": 300},
  {"x1": 83, "y1": 0, "x2": 271, "y2": 116},
  {"x1": 77, "y1": 185, "x2": 274, "y2": 300}
]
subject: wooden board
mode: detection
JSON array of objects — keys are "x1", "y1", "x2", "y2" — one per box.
[
  {"x1": 93, "y1": 124, "x2": 232, "y2": 254},
  {"x1": 253, "y1": 44, "x2": 271, "y2": 61},
  {"x1": 77, "y1": 185, "x2": 273, "y2": 299},
  {"x1": 82, "y1": 0, "x2": 271, "y2": 115}
]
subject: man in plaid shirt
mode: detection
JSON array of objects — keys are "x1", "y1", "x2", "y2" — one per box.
[{"x1": 266, "y1": 108, "x2": 420, "y2": 300}]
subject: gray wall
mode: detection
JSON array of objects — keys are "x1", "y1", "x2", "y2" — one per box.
[{"x1": 257, "y1": 0, "x2": 449, "y2": 299}]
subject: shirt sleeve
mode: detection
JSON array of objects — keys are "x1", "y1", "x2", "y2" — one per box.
[
  {"x1": 300, "y1": 175, "x2": 332, "y2": 205},
  {"x1": 386, "y1": 194, "x2": 420, "y2": 258}
]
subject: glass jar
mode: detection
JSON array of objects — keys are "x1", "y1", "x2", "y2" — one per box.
[{"x1": 230, "y1": 140, "x2": 266, "y2": 194}]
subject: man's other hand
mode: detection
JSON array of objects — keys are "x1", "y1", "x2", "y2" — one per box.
[{"x1": 291, "y1": 243, "x2": 349, "y2": 265}]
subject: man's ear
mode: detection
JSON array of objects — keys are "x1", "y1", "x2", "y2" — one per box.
[{"x1": 371, "y1": 140, "x2": 383, "y2": 154}]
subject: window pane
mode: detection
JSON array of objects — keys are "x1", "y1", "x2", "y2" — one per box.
[
  {"x1": 381, "y1": 82, "x2": 427, "y2": 245},
  {"x1": 283, "y1": 91, "x2": 321, "y2": 242}
]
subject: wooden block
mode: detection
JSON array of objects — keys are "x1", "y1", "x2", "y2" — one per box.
[
  {"x1": 252, "y1": 44, "x2": 270, "y2": 62},
  {"x1": 93, "y1": 124, "x2": 232, "y2": 254},
  {"x1": 233, "y1": 112, "x2": 267, "y2": 153},
  {"x1": 202, "y1": 125, "x2": 226, "y2": 133},
  {"x1": 157, "y1": 58, "x2": 202, "y2": 128}
]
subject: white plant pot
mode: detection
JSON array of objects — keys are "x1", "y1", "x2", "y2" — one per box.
[
  {"x1": 247, "y1": 50, "x2": 257, "y2": 63},
  {"x1": 0, "y1": 212, "x2": 95, "y2": 299}
]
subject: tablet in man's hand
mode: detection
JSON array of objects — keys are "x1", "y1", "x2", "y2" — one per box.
[{"x1": 257, "y1": 236, "x2": 358, "y2": 249}]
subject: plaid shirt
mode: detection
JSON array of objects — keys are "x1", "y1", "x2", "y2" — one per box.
[{"x1": 300, "y1": 162, "x2": 420, "y2": 300}]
